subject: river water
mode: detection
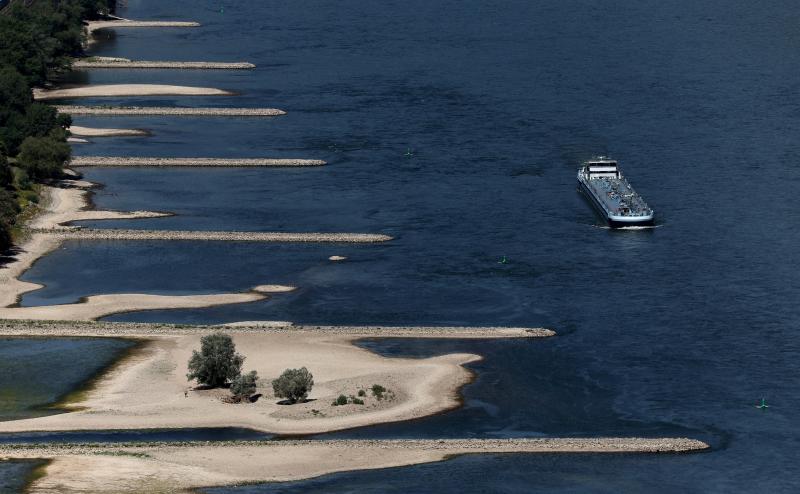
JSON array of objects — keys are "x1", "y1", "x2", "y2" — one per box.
[{"x1": 10, "y1": 0, "x2": 800, "y2": 491}]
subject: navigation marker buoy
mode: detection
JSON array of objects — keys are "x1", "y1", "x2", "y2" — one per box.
[
  {"x1": 405, "y1": 148, "x2": 414, "y2": 157},
  {"x1": 498, "y1": 256, "x2": 509, "y2": 264},
  {"x1": 755, "y1": 398, "x2": 769, "y2": 410}
]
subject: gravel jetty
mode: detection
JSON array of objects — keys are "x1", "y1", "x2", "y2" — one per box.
[
  {"x1": 73, "y1": 59, "x2": 256, "y2": 69},
  {"x1": 0, "y1": 320, "x2": 555, "y2": 338},
  {"x1": 69, "y1": 156, "x2": 325, "y2": 167},
  {"x1": 56, "y1": 105, "x2": 286, "y2": 116},
  {"x1": 86, "y1": 20, "x2": 200, "y2": 35},
  {"x1": 34, "y1": 228, "x2": 393, "y2": 243},
  {"x1": 0, "y1": 438, "x2": 710, "y2": 455}
]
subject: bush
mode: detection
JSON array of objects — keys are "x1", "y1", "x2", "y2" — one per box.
[
  {"x1": 332, "y1": 394, "x2": 348, "y2": 406},
  {"x1": 272, "y1": 367, "x2": 314, "y2": 404},
  {"x1": 357, "y1": 389, "x2": 366, "y2": 397},
  {"x1": 371, "y1": 384, "x2": 387, "y2": 400},
  {"x1": 230, "y1": 370, "x2": 258, "y2": 402},
  {"x1": 186, "y1": 332, "x2": 244, "y2": 388},
  {"x1": 352, "y1": 397, "x2": 364, "y2": 405}
]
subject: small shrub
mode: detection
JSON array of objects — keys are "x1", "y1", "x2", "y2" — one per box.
[
  {"x1": 332, "y1": 394, "x2": 348, "y2": 406},
  {"x1": 272, "y1": 367, "x2": 314, "y2": 404},
  {"x1": 357, "y1": 389, "x2": 366, "y2": 397},
  {"x1": 371, "y1": 384, "x2": 387, "y2": 400},
  {"x1": 352, "y1": 398, "x2": 364, "y2": 405},
  {"x1": 230, "y1": 370, "x2": 259, "y2": 402}
]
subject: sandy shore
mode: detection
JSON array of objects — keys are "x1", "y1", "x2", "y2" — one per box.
[
  {"x1": 34, "y1": 84, "x2": 233, "y2": 100},
  {"x1": 35, "y1": 228, "x2": 393, "y2": 243},
  {"x1": 68, "y1": 126, "x2": 149, "y2": 137},
  {"x1": 70, "y1": 156, "x2": 326, "y2": 167},
  {"x1": 0, "y1": 321, "x2": 551, "y2": 434},
  {"x1": 56, "y1": 105, "x2": 287, "y2": 116},
  {"x1": 74, "y1": 59, "x2": 256, "y2": 70},
  {"x1": 1, "y1": 438, "x2": 708, "y2": 493}
]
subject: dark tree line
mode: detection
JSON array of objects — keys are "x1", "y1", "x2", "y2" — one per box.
[{"x1": 0, "y1": 0, "x2": 112, "y2": 250}]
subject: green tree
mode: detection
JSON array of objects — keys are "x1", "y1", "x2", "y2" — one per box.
[
  {"x1": 230, "y1": 370, "x2": 259, "y2": 402},
  {"x1": 186, "y1": 333, "x2": 244, "y2": 388},
  {"x1": 24, "y1": 103, "x2": 59, "y2": 138},
  {"x1": 16, "y1": 135, "x2": 70, "y2": 180},
  {"x1": 272, "y1": 367, "x2": 314, "y2": 404}
]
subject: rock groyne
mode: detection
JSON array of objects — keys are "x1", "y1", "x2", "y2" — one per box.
[
  {"x1": 73, "y1": 59, "x2": 256, "y2": 70},
  {"x1": 69, "y1": 156, "x2": 325, "y2": 167},
  {"x1": 34, "y1": 228, "x2": 393, "y2": 243},
  {"x1": 56, "y1": 106, "x2": 286, "y2": 116}
]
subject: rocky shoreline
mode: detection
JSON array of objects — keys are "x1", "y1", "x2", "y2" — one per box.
[
  {"x1": 69, "y1": 156, "x2": 325, "y2": 167},
  {"x1": 56, "y1": 105, "x2": 286, "y2": 116}
]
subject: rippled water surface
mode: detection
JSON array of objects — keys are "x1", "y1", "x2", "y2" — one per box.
[{"x1": 14, "y1": 0, "x2": 800, "y2": 491}]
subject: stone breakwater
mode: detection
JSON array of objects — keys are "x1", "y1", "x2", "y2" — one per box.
[
  {"x1": 0, "y1": 320, "x2": 555, "y2": 338},
  {"x1": 73, "y1": 60, "x2": 256, "y2": 69},
  {"x1": 86, "y1": 20, "x2": 200, "y2": 35},
  {"x1": 69, "y1": 156, "x2": 325, "y2": 167},
  {"x1": 32, "y1": 228, "x2": 393, "y2": 243},
  {"x1": 0, "y1": 438, "x2": 710, "y2": 455},
  {"x1": 56, "y1": 106, "x2": 286, "y2": 116}
]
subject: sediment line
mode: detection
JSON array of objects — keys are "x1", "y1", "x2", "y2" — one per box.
[
  {"x1": 56, "y1": 106, "x2": 286, "y2": 116},
  {"x1": 0, "y1": 437, "x2": 710, "y2": 455},
  {"x1": 32, "y1": 228, "x2": 393, "y2": 243},
  {"x1": 69, "y1": 156, "x2": 325, "y2": 167},
  {"x1": 0, "y1": 320, "x2": 555, "y2": 338},
  {"x1": 73, "y1": 60, "x2": 256, "y2": 69}
]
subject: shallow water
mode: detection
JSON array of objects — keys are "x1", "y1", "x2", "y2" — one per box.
[
  {"x1": 0, "y1": 460, "x2": 45, "y2": 494},
  {"x1": 0, "y1": 338, "x2": 135, "y2": 421},
  {"x1": 14, "y1": 0, "x2": 800, "y2": 491}
]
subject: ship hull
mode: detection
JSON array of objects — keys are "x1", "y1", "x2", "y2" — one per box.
[{"x1": 578, "y1": 179, "x2": 654, "y2": 228}]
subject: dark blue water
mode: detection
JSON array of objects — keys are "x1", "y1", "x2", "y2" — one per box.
[
  {"x1": 18, "y1": 0, "x2": 800, "y2": 491},
  {"x1": 0, "y1": 460, "x2": 45, "y2": 494},
  {"x1": 0, "y1": 338, "x2": 135, "y2": 421},
  {"x1": 0, "y1": 428, "x2": 271, "y2": 444}
]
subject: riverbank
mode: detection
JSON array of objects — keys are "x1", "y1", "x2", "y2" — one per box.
[
  {"x1": 1, "y1": 438, "x2": 709, "y2": 493},
  {"x1": 0, "y1": 327, "x2": 524, "y2": 434},
  {"x1": 34, "y1": 84, "x2": 233, "y2": 100}
]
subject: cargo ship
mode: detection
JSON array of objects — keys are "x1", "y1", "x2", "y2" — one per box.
[{"x1": 577, "y1": 158, "x2": 654, "y2": 227}]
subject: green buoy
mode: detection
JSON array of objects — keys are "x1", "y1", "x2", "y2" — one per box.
[
  {"x1": 404, "y1": 148, "x2": 414, "y2": 157},
  {"x1": 755, "y1": 398, "x2": 769, "y2": 410},
  {"x1": 498, "y1": 256, "x2": 509, "y2": 264}
]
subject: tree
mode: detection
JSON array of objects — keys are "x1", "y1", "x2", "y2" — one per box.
[
  {"x1": 186, "y1": 332, "x2": 244, "y2": 388},
  {"x1": 0, "y1": 152, "x2": 12, "y2": 189},
  {"x1": 24, "y1": 103, "x2": 59, "y2": 138},
  {"x1": 230, "y1": 370, "x2": 259, "y2": 402},
  {"x1": 16, "y1": 135, "x2": 70, "y2": 180},
  {"x1": 272, "y1": 367, "x2": 314, "y2": 404}
]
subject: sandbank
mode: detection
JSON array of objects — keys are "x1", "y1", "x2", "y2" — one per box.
[
  {"x1": 68, "y1": 126, "x2": 149, "y2": 137},
  {"x1": 2, "y1": 438, "x2": 709, "y2": 493},
  {"x1": 33, "y1": 84, "x2": 233, "y2": 100}
]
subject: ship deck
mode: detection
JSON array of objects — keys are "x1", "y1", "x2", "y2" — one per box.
[{"x1": 583, "y1": 176, "x2": 651, "y2": 218}]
